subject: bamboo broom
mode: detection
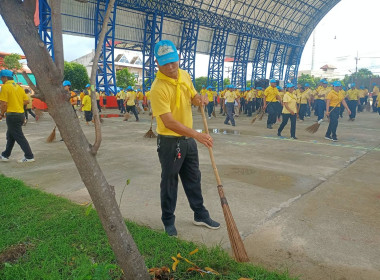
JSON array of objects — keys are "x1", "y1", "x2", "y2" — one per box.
[
  {"x1": 199, "y1": 105, "x2": 249, "y2": 262},
  {"x1": 144, "y1": 116, "x2": 157, "y2": 138},
  {"x1": 305, "y1": 105, "x2": 338, "y2": 134},
  {"x1": 46, "y1": 126, "x2": 56, "y2": 143}
]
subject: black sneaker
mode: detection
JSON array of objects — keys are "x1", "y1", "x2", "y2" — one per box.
[
  {"x1": 267, "y1": 124, "x2": 273, "y2": 129},
  {"x1": 277, "y1": 132, "x2": 281, "y2": 137},
  {"x1": 193, "y1": 217, "x2": 220, "y2": 230},
  {"x1": 332, "y1": 138, "x2": 338, "y2": 142},
  {"x1": 291, "y1": 137, "x2": 298, "y2": 140},
  {"x1": 164, "y1": 225, "x2": 177, "y2": 237},
  {"x1": 324, "y1": 136, "x2": 332, "y2": 140}
]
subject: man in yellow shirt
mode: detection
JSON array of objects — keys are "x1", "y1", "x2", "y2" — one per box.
[
  {"x1": 80, "y1": 91, "x2": 93, "y2": 125},
  {"x1": 224, "y1": 85, "x2": 238, "y2": 126},
  {"x1": 136, "y1": 89, "x2": 144, "y2": 114},
  {"x1": 0, "y1": 69, "x2": 34, "y2": 162},
  {"x1": 23, "y1": 88, "x2": 36, "y2": 124},
  {"x1": 315, "y1": 79, "x2": 329, "y2": 122},
  {"x1": 347, "y1": 83, "x2": 360, "y2": 121},
  {"x1": 303, "y1": 83, "x2": 313, "y2": 118},
  {"x1": 256, "y1": 86, "x2": 264, "y2": 112},
  {"x1": 150, "y1": 40, "x2": 220, "y2": 237},
  {"x1": 325, "y1": 81, "x2": 351, "y2": 142},
  {"x1": 246, "y1": 87, "x2": 255, "y2": 117},
  {"x1": 116, "y1": 89, "x2": 126, "y2": 113},
  {"x1": 358, "y1": 86, "x2": 366, "y2": 112},
  {"x1": 206, "y1": 86, "x2": 216, "y2": 119},
  {"x1": 372, "y1": 83, "x2": 379, "y2": 113},
  {"x1": 124, "y1": 87, "x2": 139, "y2": 121},
  {"x1": 298, "y1": 85, "x2": 311, "y2": 121},
  {"x1": 277, "y1": 83, "x2": 298, "y2": 139},
  {"x1": 145, "y1": 87, "x2": 152, "y2": 115},
  {"x1": 263, "y1": 79, "x2": 281, "y2": 129}
]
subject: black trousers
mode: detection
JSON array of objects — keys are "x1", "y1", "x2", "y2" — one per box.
[
  {"x1": 96, "y1": 100, "x2": 102, "y2": 112},
  {"x1": 126, "y1": 105, "x2": 139, "y2": 120},
  {"x1": 266, "y1": 102, "x2": 277, "y2": 126},
  {"x1": 157, "y1": 136, "x2": 209, "y2": 226},
  {"x1": 278, "y1": 113, "x2": 296, "y2": 138},
  {"x1": 299, "y1": 104, "x2": 307, "y2": 120},
  {"x1": 326, "y1": 106, "x2": 339, "y2": 139},
  {"x1": 24, "y1": 108, "x2": 36, "y2": 120},
  {"x1": 2, "y1": 113, "x2": 34, "y2": 159}
]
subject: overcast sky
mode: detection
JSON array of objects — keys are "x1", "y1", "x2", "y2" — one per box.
[{"x1": 1, "y1": 0, "x2": 379, "y2": 79}]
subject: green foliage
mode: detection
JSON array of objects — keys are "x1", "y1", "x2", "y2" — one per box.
[
  {"x1": 224, "y1": 78, "x2": 230, "y2": 87},
  {"x1": 297, "y1": 74, "x2": 321, "y2": 88},
  {"x1": 63, "y1": 62, "x2": 89, "y2": 90},
  {"x1": 342, "y1": 68, "x2": 379, "y2": 88},
  {"x1": 0, "y1": 175, "x2": 296, "y2": 280},
  {"x1": 3, "y1": 53, "x2": 22, "y2": 71},
  {"x1": 194, "y1": 76, "x2": 207, "y2": 92},
  {"x1": 116, "y1": 68, "x2": 136, "y2": 89}
]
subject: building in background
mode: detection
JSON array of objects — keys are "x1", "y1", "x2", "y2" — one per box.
[
  {"x1": 72, "y1": 49, "x2": 143, "y2": 86},
  {"x1": 298, "y1": 64, "x2": 341, "y2": 80}
]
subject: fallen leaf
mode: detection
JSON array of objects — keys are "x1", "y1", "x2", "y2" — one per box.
[
  {"x1": 189, "y1": 248, "x2": 199, "y2": 255},
  {"x1": 205, "y1": 267, "x2": 219, "y2": 275}
]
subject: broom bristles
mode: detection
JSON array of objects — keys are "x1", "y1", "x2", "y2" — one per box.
[
  {"x1": 35, "y1": 108, "x2": 44, "y2": 117},
  {"x1": 305, "y1": 122, "x2": 320, "y2": 134},
  {"x1": 46, "y1": 126, "x2": 56, "y2": 143},
  {"x1": 258, "y1": 109, "x2": 265, "y2": 120},
  {"x1": 217, "y1": 185, "x2": 249, "y2": 262},
  {"x1": 212, "y1": 110, "x2": 216, "y2": 118},
  {"x1": 123, "y1": 112, "x2": 130, "y2": 121},
  {"x1": 144, "y1": 128, "x2": 157, "y2": 138}
]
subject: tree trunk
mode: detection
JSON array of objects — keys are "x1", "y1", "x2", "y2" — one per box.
[{"x1": 0, "y1": 2, "x2": 150, "y2": 279}]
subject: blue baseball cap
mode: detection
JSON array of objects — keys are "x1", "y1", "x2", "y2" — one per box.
[
  {"x1": 304, "y1": 83, "x2": 310, "y2": 87},
  {"x1": 154, "y1": 40, "x2": 179, "y2": 66},
  {"x1": 351, "y1": 83, "x2": 356, "y2": 87},
  {"x1": 206, "y1": 86, "x2": 213, "y2": 90},
  {"x1": 322, "y1": 80, "x2": 328, "y2": 84},
  {"x1": 257, "y1": 87, "x2": 262, "y2": 90},
  {"x1": 372, "y1": 83, "x2": 377, "y2": 86},
  {"x1": 277, "y1": 86, "x2": 283, "y2": 90},
  {"x1": 246, "y1": 87, "x2": 250, "y2": 91},
  {"x1": 147, "y1": 87, "x2": 151, "y2": 90},
  {"x1": 332, "y1": 81, "x2": 342, "y2": 87},
  {"x1": 85, "y1": 84, "x2": 90, "y2": 88},
  {"x1": 202, "y1": 85, "x2": 205, "y2": 87},
  {"x1": 270, "y1": 79, "x2": 276, "y2": 83},
  {"x1": 137, "y1": 89, "x2": 141, "y2": 92},
  {"x1": 360, "y1": 86, "x2": 364, "y2": 89},
  {"x1": 0, "y1": 69, "x2": 13, "y2": 78},
  {"x1": 126, "y1": 86, "x2": 133, "y2": 91},
  {"x1": 286, "y1": 83, "x2": 294, "y2": 88},
  {"x1": 63, "y1": 80, "x2": 71, "y2": 87}
]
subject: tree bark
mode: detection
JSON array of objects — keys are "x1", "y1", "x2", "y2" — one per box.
[
  {"x1": 0, "y1": 2, "x2": 150, "y2": 279},
  {"x1": 50, "y1": 0, "x2": 64, "y2": 76}
]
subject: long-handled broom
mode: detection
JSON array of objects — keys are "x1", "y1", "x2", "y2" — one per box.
[
  {"x1": 199, "y1": 105, "x2": 249, "y2": 262},
  {"x1": 305, "y1": 105, "x2": 338, "y2": 134},
  {"x1": 144, "y1": 116, "x2": 157, "y2": 138},
  {"x1": 250, "y1": 107, "x2": 262, "y2": 124},
  {"x1": 46, "y1": 126, "x2": 56, "y2": 143}
]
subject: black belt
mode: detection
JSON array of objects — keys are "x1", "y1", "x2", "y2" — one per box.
[
  {"x1": 158, "y1": 134, "x2": 190, "y2": 140},
  {"x1": 6, "y1": 112, "x2": 24, "y2": 115}
]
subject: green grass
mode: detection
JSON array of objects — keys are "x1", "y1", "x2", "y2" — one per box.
[{"x1": 0, "y1": 174, "x2": 296, "y2": 280}]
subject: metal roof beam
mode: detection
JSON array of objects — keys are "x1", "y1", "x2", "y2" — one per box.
[{"x1": 231, "y1": 34, "x2": 252, "y2": 90}]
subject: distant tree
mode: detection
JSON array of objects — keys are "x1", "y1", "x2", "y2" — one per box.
[
  {"x1": 297, "y1": 74, "x2": 323, "y2": 88},
  {"x1": 116, "y1": 68, "x2": 136, "y2": 89},
  {"x1": 224, "y1": 78, "x2": 230, "y2": 88},
  {"x1": 3, "y1": 53, "x2": 22, "y2": 71},
  {"x1": 194, "y1": 76, "x2": 207, "y2": 92},
  {"x1": 63, "y1": 61, "x2": 89, "y2": 90},
  {"x1": 343, "y1": 68, "x2": 375, "y2": 88}
]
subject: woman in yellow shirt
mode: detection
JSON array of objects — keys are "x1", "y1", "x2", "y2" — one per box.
[
  {"x1": 80, "y1": 91, "x2": 92, "y2": 125},
  {"x1": 325, "y1": 81, "x2": 351, "y2": 142},
  {"x1": 277, "y1": 83, "x2": 298, "y2": 139}
]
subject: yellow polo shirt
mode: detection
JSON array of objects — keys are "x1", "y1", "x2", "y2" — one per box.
[
  {"x1": 298, "y1": 90, "x2": 310, "y2": 104},
  {"x1": 256, "y1": 90, "x2": 263, "y2": 98},
  {"x1": 282, "y1": 92, "x2": 297, "y2": 114},
  {"x1": 82, "y1": 95, "x2": 92, "y2": 111},
  {"x1": 326, "y1": 90, "x2": 344, "y2": 108},
  {"x1": 246, "y1": 91, "x2": 254, "y2": 101},
  {"x1": 150, "y1": 69, "x2": 196, "y2": 136},
  {"x1": 200, "y1": 88, "x2": 207, "y2": 96},
  {"x1": 0, "y1": 80, "x2": 28, "y2": 113},
  {"x1": 145, "y1": 91, "x2": 151, "y2": 100},
  {"x1": 137, "y1": 91, "x2": 144, "y2": 100},
  {"x1": 347, "y1": 89, "x2": 359, "y2": 100},
  {"x1": 206, "y1": 90, "x2": 216, "y2": 102},
  {"x1": 224, "y1": 90, "x2": 237, "y2": 102},
  {"x1": 264, "y1": 86, "x2": 279, "y2": 102},
  {"x1": 126, "y1": 91, "x2": 137, "y2": 106},
  {"x1": 373, "y1": 86, "x2": 379, "y2": 96},
  {"x1": 315, "y1": 86, "x2": 329, "y2": 100}
]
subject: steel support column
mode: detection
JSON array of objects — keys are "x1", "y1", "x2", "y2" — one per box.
[
  {"x1": 95, "y1": 0, "x2": 118, "y2": 95},
  {"x1": 38, "y1": 0, "x2": 54, "y2": 59},
  {"x1": 179, "y1": 20, "x2": 199, "y2": 84},
  {"x1": 231, "y1": 34, "x2": 252, "y2": 89},
  {"x1": 284, "y1": 46, "x2": 304, "y2": 84},
  {"x1": 142, "y1": 12, "x2": 163, "y2": 92},
  {"x1": 207, "y1": 28, "x2": 229, "y2": 91},
  {"x1": 251, "y1": 40, "x2": 271, "y2": 83},
  {"x1": 269, "y1": 43, "x2": 289, "y2": 81}
]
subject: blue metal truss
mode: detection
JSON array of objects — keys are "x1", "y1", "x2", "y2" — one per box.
[
  {"x1": 251, "y1": 40, "x2": 271, "y2": 83},
  {"x1": 269, "y1": 43, "x2": 289, "y2": 81},
  {"x1": 142, "y1": 12, "x2": 163, "y2": 92},
  {"x1": 38, "y1": 0, "x2": 54, "y2": 59},
  {"x1": 284, "y1": 46, "x2": 304, "y2": 84},
  {"x1": 119, "y1": 0, "x2": 300, "y2": 47},
  {"x1": 95, "y1": 0, "x2": 118, "y2": 95},
  {"x1": 231, "y1": 34, "x2": 252, "y2": 90},
  {"x1": 207, "y1": 28, "x2": 229, "y2": 91},
  {"x1": 179, "y1": 20, "x2": 200, "y2": 84}
]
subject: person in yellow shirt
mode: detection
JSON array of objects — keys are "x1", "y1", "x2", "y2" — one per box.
[
  {"x1": 376, "y1": 92, "x2": 380, "y2": 115},
  {"x1": 358, "y1": 86, "x2": 366, "y2": 112},
  {"x1": 246, "y1": 87, "x2": 255, "y2": 117},
  {"x1": 124, "y1": 86, "x2": 139, "y2": 121},
  {"x1": 150, "y1": 40, "x2": 220, "y2": 237},
  {"x1": 145, "y1": 87, "x2": 152, "y2": 115},
  {"x1": 0, "y1": 69, "x2": 34, "y2": 162},
  {"x1": 23, "y1": 88, "x2": 36, "y2": 124},
  {"x1": 325, "y1": 81, "x2": 351, "y2": 142},
  {"x1": 346, "y1": 83, "x2": 360, "y2": 121},
  {"x1": 219, "y1": 88, "x2": 226, "y2": 115},
  {"x1": 224, "y1": 85, "x2": 238, "y2": 126},
  {"x1": 80, "y1": 91, "x2": 93, "y2": 125},
  {"x1": 372, "y1": 83, "x2": 379, "y2": 113},
  {"x1": 136, "y1": 89, "x2": 144, "y2": 114},
  {"x1": 205, "y1": 86, "x2": 217, "y2": 119},
  {"x1": 263, "y1": 79, "x2": 281, "y2": 129},
  {"x1": 95, "y1": 89, "x2": 101, "y2": 113},
  {"x1": 298, "y1": 85, "x2": 311, "y2": 121},
  {"x1": 116, "y1": 88, "x2": 126, "y2": 113},
  {"x1": 277, "y1": 83, "x2": 298, "y2": 139},
  {"x1": 277, "y1": 85, "x2": 284, "y2": 122},
  {"x1": 303, "y1": 83, "x2": 313, "y2": 118},
  {"x1": 314, "y1": 79, "x2": 329, "y2": 122},
  {"x1": 255, "y1": 87, "x2": 264, "y2": 112},
  {"x1": 339, "y1": 87, "x2": 347, "y2": 118}
]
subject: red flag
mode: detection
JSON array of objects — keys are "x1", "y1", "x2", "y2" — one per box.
[{"x1": 34, "y1": 0, "x2": 40, "y2": 26}]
